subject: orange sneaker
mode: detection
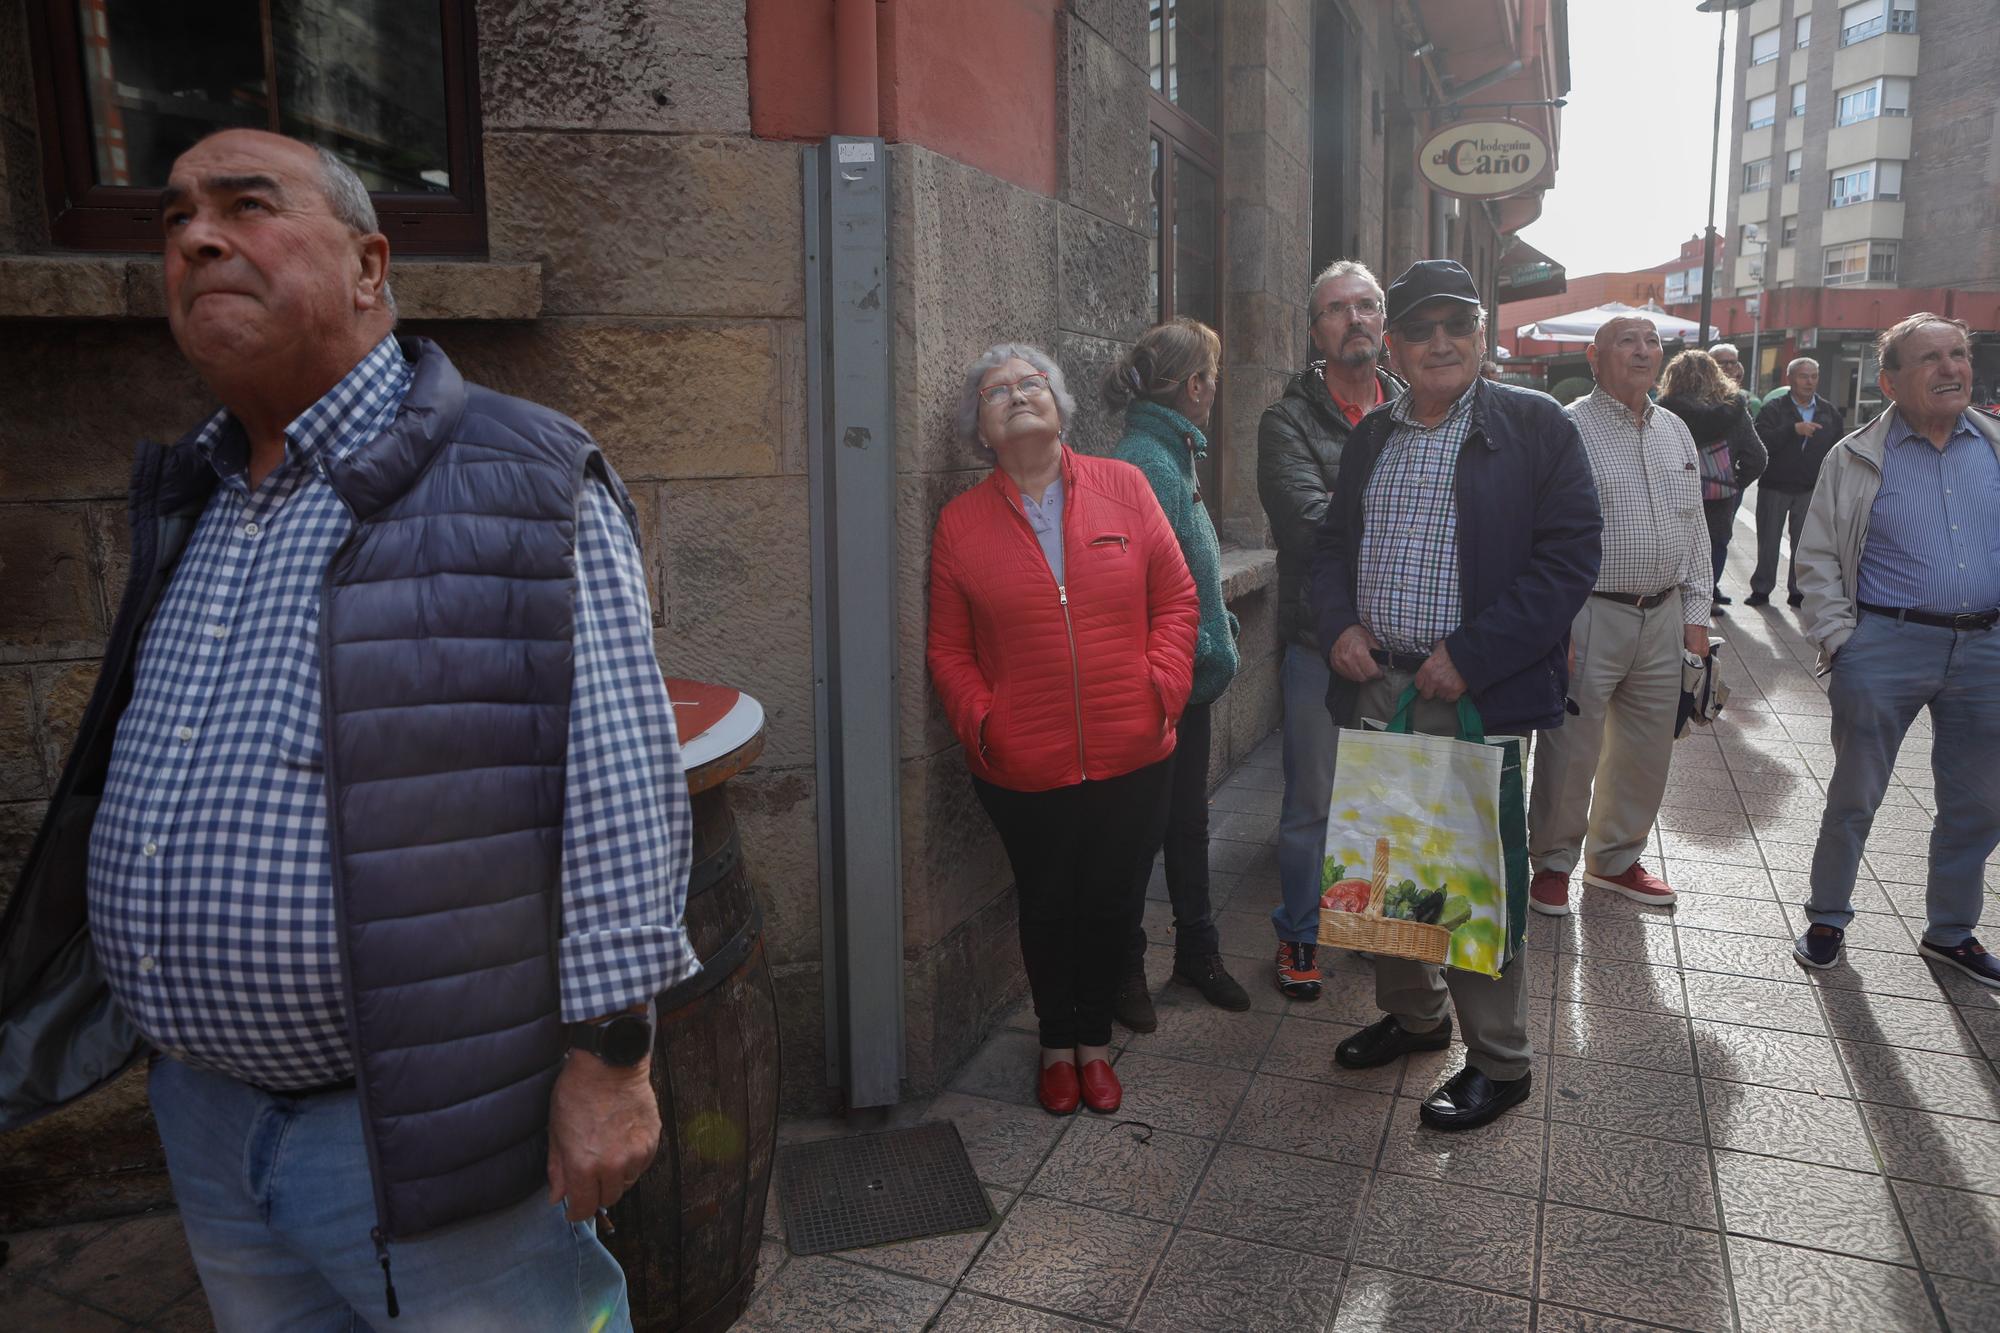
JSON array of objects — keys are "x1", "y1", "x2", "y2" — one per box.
[
  {"x1": 1583, "y1": 862, "x2": 1676, "y2": 906},
  {"x1": 1275, "y1": 941, "x2": 1322, "y2": 1000}
]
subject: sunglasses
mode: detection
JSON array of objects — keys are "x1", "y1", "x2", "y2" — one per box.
[{"x1": 1393, "y1": 311, "x2": 1480, "y2": 342}]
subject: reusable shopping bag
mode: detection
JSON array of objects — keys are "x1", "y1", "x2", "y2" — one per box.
[
  {"x1": 1697, "y1": 437, "x2": 1735, "y2": 501},
  {"x1": 1317, "y1": 688, "x2": 1528, "y2": 977}
]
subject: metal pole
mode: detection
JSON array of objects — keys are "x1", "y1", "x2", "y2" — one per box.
[
  {"x1": 1748, "y1": 242, "x2": 1764, "y2": 396},
  {"x1": 1698, "y1": 3, "x2": 1726, "y2": 349}
]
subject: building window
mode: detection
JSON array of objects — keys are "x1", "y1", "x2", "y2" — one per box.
[
  {"x1": 1747, "y1": 93, "x2": 1777, "y2": 129},
  {"x1": 1786, "y1": 148, "x2": 1804, "y2": 183},
  {"x1": 1837, "y1": 76, "x2": 1911, "y2": 125},
  {"x1": 25, "y1": 0, "x2": 484, "y2": 253},
  {"x1": 1791, "y1": 82, "x2": 1807, "y2": 116},
  {"x1": 1148, "y1": 1, "x2": 1221, "y2": 495},
  {"x1": 1796, "y1": 14, "x2": 1813, "y2": 46},
  {"x1": 1840, "y1": 0, "x2": 1916, "y2": 46},
  {"x1": 1750, "y1": 27, "x2": 1780, "y2": 65},
  {"x1": 1781, "y1": 214, "x2": 1798, "y2": 247},
  {"x1": 1830, "y1": 160, "x2": 1902, "y2": 207},
  {"x1": 1826, "y1": 240, "x2": 1898, "y2": 285},
  {"x1": 1665, "y1": 269, "x2": 1688, "y2": 304},
  {"x1": 1743, "y1": 158, "x2": 1772, "y2": 191}
]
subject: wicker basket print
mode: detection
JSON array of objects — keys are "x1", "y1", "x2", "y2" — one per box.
[{"x1": 1317, "y1": 836, "x2": 1453, "y2": 965}]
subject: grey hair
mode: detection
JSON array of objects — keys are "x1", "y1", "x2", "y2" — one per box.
[
  {"x1": 1785, "y1": 356, "x2": 1819, "y2": 378},
  {"x1": 1308, "y1": 259, "x2": 1382, "y2": 312},
  {"x1": 1707, "y1": 342, "x2": 1739, "y2": 358},
  {"x1": 953, "y1": 343, "x2": 1078, "y2": 454},
  {"x1": 1875, "y1": 313, "x2": 1968, "y2": 372},
  {"x1": 314, "y1": 146, "x2": 396, "y2": 319}
]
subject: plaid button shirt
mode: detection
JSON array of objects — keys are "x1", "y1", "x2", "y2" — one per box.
[
  {"x1": 87, "y1": 338, "x2": 696, "y2": 1090},
  {"x1": 1568, "y1": 387, "x2": 1712, "y2": 625},
  {"x1": 1357, "y1": 382, "x2": 1474, "y2": 653}
]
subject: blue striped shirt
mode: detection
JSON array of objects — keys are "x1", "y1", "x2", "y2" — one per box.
[
  {"x1": 1856, "y1": 409, "x2": 2000, "y2": 614},
  {"x1": 87, "y1": 338, "x2": 696, "y2": 1090}
]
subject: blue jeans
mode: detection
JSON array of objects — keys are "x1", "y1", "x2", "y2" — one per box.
[
  {"x1": 1271, "y1": 644, "x2": 1341, "y2": 944},
  {"x1": 149, "y1": 1057, "x2": 631, "y2": 1333},
  {"x1": 1807, "y1": 612, "x2": 2000, "y2": 946}
]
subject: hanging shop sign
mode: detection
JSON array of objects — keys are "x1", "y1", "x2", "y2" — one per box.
[{"x1": 1417, "y1": 119, "x2": 1551, "y2": 200}]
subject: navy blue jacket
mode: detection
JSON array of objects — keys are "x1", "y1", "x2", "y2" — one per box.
[
  {"x1": 1310, "y1": 378, "x2": 1602, "y2": 733},
  {"x1": 0, "y1": 339, "x2": 629, "y2": 1248}
]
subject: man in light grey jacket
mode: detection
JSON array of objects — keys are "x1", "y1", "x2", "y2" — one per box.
[{"x1": 1792, "y1": 314, "x2": 2000, "y2": 988}]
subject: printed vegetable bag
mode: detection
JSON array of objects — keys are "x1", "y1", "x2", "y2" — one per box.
[{"x1": 1317, "y1": 689, "x2": 1529, "y2": 977}]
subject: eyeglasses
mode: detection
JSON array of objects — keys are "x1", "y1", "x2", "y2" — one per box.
[
  {"x1": 979, "y1": 373, "x2": 1052, "y2": 406},
  {"x1": 1393, "y1": 311, "x2": 1480, "y2": 342},
  {"x1": 1312, "y1": 298, "x2": 1382, "y2": 324}
]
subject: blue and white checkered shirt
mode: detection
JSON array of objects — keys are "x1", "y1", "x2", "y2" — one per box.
[
  {"x1": 87, "y1": 337, "x2": 697, "y2": 1090},
  {"x1": 1357, "y1": 382, "x2": 1474, "y2": 653}
]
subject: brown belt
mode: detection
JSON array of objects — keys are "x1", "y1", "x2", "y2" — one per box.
[{"x1": 1592, "y1": 589, "x2": 1673, "y2": 610}]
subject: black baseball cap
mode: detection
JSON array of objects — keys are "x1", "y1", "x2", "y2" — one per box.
[{"x1": 1384, "y1": 260, "x2": 1482, "y2": 329}]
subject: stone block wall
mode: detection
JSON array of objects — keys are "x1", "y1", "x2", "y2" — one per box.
[{"x1": 1, "y1": 2, "x2": 1289, "y2": 1193}]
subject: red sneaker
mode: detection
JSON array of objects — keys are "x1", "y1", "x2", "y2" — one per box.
[
  {"x1": 1582, "y1": 862, "x2": 1676, "y2": 906},
  {"x1": 1529, "y1": 869, "x2": 1572, "y2": 917},
  {"x1": 1077, "y1": 1059, "x2": 1122, "y2": 1114},
  {"x1": 1038, "y1": 1060, "x2": 1080, "y2": 1115},
  {"x1": 1275, "y1": 941, "x2": 1323, "y2": 1000}
]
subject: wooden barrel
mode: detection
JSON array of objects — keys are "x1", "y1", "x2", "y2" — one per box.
[{"x1": 603, "y1": 687, "x2": 779, "y2": 1332}]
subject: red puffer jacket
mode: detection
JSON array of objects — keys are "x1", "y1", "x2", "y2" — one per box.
[{"x1": 928, "y1": 447, "x2": 1199, "y2": 793}]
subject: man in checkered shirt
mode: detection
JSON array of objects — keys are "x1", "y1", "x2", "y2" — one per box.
[
  {"x1": 1528, "y1": 316, "x2": 1713, "y2": 918},
  {"x1": 0, "y1": 131, "x2": 692, "y2": 1329}
]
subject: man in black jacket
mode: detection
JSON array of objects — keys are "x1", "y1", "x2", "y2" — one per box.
[
  {"x1": 1750, "y1": 356, "x2": 1845, "y2": 606},
  {"x1": 1256, "y1": 259, "x2": 1405, "y2": 1002}
]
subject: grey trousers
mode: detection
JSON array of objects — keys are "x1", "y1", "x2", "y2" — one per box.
[
  {"x1": 1353, "y1": 670, "x2": 1533, "y2": 1082},
  {"x1": 1529, "y1": 595, "x2": 1684, "y2": 880},
  {"x1": 1750, "y1": 485, "x2": 1813, "y2": 599}
]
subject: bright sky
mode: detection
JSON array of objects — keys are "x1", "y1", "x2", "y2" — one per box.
[{"x1": 1520, "y1": 0, "x2": 1738, "y2": 277}]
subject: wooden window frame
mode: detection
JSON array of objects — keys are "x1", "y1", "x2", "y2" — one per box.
[{"x1": 24, "y1": 0, "x2": 486, "y2": 254}]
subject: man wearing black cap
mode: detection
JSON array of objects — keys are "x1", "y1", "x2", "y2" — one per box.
[{"x1": 1309, "y1": 260, "x2": 1601, "y2": 1130}]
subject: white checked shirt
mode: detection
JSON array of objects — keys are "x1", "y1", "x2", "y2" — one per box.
[
  {"x1": 1567, "y1": 387, "x2": 1712, "y2": 626},
  {"x1": 1357, "y1": 382, "x2": 1475, "y2": 653},
  {"x1": 87, "y1": 338, "x2": 697, "y2": 1090}
]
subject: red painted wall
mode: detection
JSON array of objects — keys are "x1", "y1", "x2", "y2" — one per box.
[{"x1": 747, "y1": 0, "x2": 1061, "y2": 197}]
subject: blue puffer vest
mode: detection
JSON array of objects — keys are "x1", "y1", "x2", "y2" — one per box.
[{"x1": 0, "y1": 338, "x2": 631, "y2": 1246}]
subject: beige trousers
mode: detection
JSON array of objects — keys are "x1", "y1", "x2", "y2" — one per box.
[
  {"x1": 1353, "y1": 671, "x2": 1534, "y2": 1082},
  {"x1": 1528, "y1": 595, "x2": 1684, "y2": 879}
]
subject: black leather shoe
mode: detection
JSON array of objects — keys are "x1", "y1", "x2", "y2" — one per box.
[
  {"x1": 1418, "y1": 1068, "x2": 1533, "y2": 1131},
  {"x1": 1113, "y1": 967, "x2": 1157, "y2": 1033},
  {"x1": 1787, "y1": 592, "x2": 1805, "y2": 607},
  {"x1": 1713, "y1": 590, "x2": 1732, "y2": 605},
  {"x1": 1173, "y1": 953, "x2": 1251, "y2": 1012},
  {"x1": 1744, "y1": 593, "x2": 1771, "y2": 607},
  {"x1": 1334, "y1": 1014, "x2": 1452, "y2": 1069}
]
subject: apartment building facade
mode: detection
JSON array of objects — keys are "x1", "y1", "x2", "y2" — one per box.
[{"x1": 1718, "y1": 0, "x2": 2000, "y2": 409}]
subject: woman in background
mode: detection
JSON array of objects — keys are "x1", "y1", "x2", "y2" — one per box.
[{"x1": 1660, "y1": 348, "x2": 1767, "y2": 613}]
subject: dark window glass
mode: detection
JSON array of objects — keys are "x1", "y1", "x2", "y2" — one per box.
[
  {"x1": 1172, "y1": 154, "x2": 1218, "y2": 329},
  {"x1": 1149, "y1": 1, "x2": 1218, "y2": 133},
  {"x1": 30, "y1": 0, "x2": 482, "y2": 252}
]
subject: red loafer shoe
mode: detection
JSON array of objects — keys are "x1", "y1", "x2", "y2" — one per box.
[
  {"x1": 1582, "y1": 861, "x2": 1676, "y2": 907},
  {"x1": 1077, "y1": 1059, "x2": 1122, "y2": 1114},
  {"x1": 1038, "y1": 1060, "x2": 1080, "y2": 1115}
]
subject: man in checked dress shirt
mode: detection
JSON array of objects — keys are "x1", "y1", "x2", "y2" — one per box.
[
  {"x1": 1528, "y1": 316, "x2": 1712, "y2": 918},
  {"x1": 1310, "y1": 260, "x2": 1601, "y2": 1131},
  {"x1": 0, "y1": 131, "x2": 691, "y2": 1329}
]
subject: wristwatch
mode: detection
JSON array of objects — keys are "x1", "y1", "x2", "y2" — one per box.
[{"x1": 566, "y1": 1001, "x2": 656, "y2": 1067}]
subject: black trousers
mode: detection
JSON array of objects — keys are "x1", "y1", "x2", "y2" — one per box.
[
  {"x1": 1703, "y1": 494, "x2": 1742, "y2": 588},
  {"x1": 974, "y1": 758, "x2": 1172, "y2": 1049},
  {"x1": 1125, "y1": 700, "x2": 1219, "y2": 969}
]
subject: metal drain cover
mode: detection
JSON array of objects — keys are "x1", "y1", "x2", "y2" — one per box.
[{"x1": 776, "y1": 1121, "x2": 992, "y2": 1255}]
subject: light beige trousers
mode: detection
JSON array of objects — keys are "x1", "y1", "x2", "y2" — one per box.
[{"x1": 1528, "y1": 595, "x2": 1684, "y2": 879}]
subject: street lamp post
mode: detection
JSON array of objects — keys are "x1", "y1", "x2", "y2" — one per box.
[
  {"x1": 1695, "y1": 0, "x2": 1756, "y2": 350},
  {"x1": 1744, "y1": 225, "x2": 1768, "y2": 394}
]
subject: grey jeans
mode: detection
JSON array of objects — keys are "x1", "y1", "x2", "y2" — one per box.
[
  {"x1": 1271, "y1": 644, "x2": 1341, "y2": 944},
  {"x1": 1751, "y1": 485, "x2": 1813, "y2": 598},
  {"x1": 1807, "y1": 612, "x2": 2000, "y2": 946},
  {"x1": 1352, "y1": 669, "x2": 1533, "y2": 1082}
]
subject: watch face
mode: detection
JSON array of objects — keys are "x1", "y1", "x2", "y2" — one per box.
[{"x1": 602, "y1": 1015, "x2": 654, "y2": 1066}]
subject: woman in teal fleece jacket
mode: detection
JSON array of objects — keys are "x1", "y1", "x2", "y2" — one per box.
[{"x1": 1105, "y1": 317, "x2": 1248, "y2": 1023}]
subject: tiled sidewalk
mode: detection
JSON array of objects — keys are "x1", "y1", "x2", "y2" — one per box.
[
  {"x1": 743, "y1": 590, "x2": 2000, "y2": 1331},
  {"x1": 4, "y1": 576, "x2": 1998, "y2": 1331}
]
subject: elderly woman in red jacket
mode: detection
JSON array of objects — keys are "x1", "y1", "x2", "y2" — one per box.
[{"x1": 928, "y1": 343, "x2": 1199, "y2": 1116}]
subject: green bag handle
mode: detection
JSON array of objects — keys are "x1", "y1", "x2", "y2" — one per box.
[{"x1": 1385, "y1": 685, "x2": 1488, "y2": 744}]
